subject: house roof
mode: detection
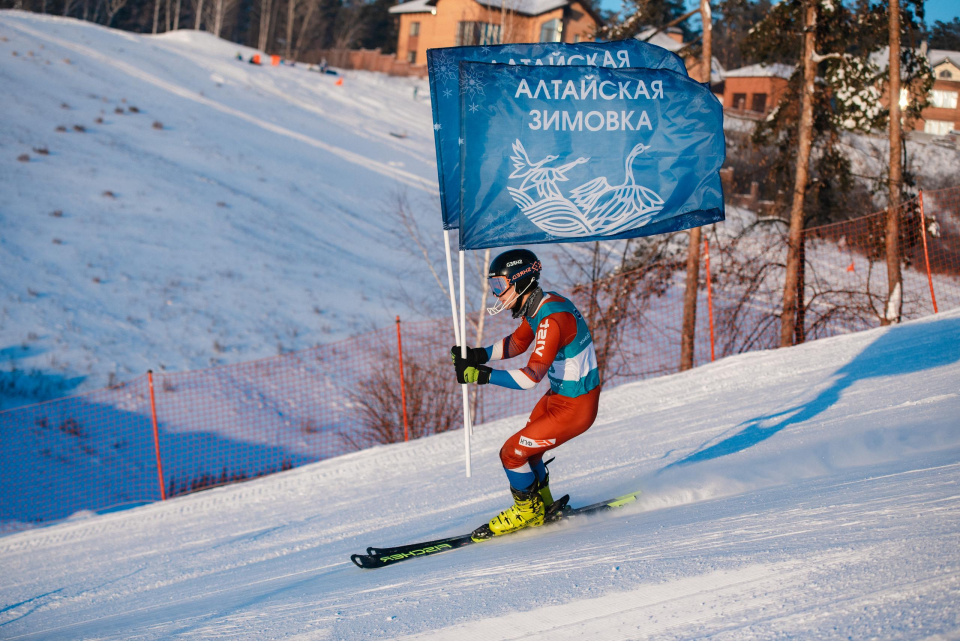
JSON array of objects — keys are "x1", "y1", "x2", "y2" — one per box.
[
  {"x1": 476, "y1": 0, "x2": 569, "y2": 15},
  {"x1": 389, "y1": 0, "x2": 434, "y2": 14},
  {"x1": 633, "y1": 28, "x2": 724, "y2": 83},
  {"x1": 723, "y1": 63, "x2": 794, "y2": 80},
  {"x1": 388, "y1": 0, "x2": 573, "y2": 16},
  {"x1": 928, "y1": 49, "x2": 960, "y2": 70},
  {"x1": 867, "y1": 47, "x2": 960, "y2": 78},
  {"x1": 635, "y1": 27, "x2": 684, "y2": 53}
]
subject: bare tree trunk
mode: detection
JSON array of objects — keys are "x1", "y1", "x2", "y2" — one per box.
[
  {"x1": 680, "y1": 230, "x2": 701, "y2": 370},
  {"x1": 679, "y1": 0, "x2": 712, "y2": 371},
  {"x1": 258, "y1": 0, "x2": 271, "y2": 51},
  {"x1": 105, "y1": 0, "x2": 127, "y2": 25},
  {"x1": 152, "y1": 0, "x2": 160, "y2": 33},
  {"x1": 700, "y1": 0, "x2": 712, "y2": 85},
  {"x1": 795, "y1": 231, "x2": 806, "y2": 343},
  {"x1": 285, "y1": 0, "x2": 298, "y2": 59},
  {"x1": 268, "y1": 0, "x2": 281, "y2": 52},
  {"x1": 165, "y1": 0, "x2": 171, "y2": 30},
  {"x1": 780, "y1": 0, "x2": 817, "y2": 347},
  {"x1": 500, "y1": 0, "x2": 506, "y2": 43},
  {"x1": 193, "y1": 0, "x2": 203, "y2": 29},
  {"x1": 884, "y1": 0, "x2": 903, "y2": 325},
  {"x1": 173, "y1": 0, "x2": 180, "y2": 29},
  {"x1": 212, "y1": 0, "x2": 223, "y2": 36},
  {"x1": 292, "y1": 0, "x2": 316, "y2": 60}
]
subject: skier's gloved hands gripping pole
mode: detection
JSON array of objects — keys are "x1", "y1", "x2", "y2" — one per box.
[{"x1": 450, "y1": 345, "x2": 492, "y2": 385}]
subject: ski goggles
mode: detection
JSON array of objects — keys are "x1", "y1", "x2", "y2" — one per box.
[{"x1": 488, "y1": 275, "x2": 512, "y2": 297}]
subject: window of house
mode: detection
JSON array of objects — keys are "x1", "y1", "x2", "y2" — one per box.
[
  {"x1": 409, "y1": 21, "x2": 420, "y2": 37},
  {"x1": 456, "y1": 22, "x2": 502, "y2": 46},
  {"x1": 732, "y1": 93, "x2": 747, "y2": 110},
  {"x1": 924, "y1": 119, "x2": 955, "y2": 136},
  {"x1": 751, "y1": 93, "x2": 767, "y2": 113},
  {"x1": 930, "y1": 89, "x2": 959, "y2": 109},
  {"x1": 407, "y1": 50, "x2": 416, "y2": 64},
  {"x1": 939, "y1": 69, "x2": 954, "y2": 79},
  {"x1": 539, "y1": 19, "x2": 561, "y2": 43}
]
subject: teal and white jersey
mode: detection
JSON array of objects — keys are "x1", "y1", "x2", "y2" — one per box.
[{"x1": 524, "y1": 292, "x2": 600, "y2": 398}]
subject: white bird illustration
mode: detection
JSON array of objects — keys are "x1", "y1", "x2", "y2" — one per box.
[
  {"x1": 509, "y1": 140, "x2": 589, "y2": 200},
  {"x1": 568, "y1": 142, "x2": 664, "y2": 234}
]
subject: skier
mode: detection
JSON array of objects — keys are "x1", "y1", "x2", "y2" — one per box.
[{"x1": 452, "y1": 248, "x2": 600, "y2": 541}]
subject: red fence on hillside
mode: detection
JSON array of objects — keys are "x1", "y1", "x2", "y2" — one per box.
[{"x1": 2, "y1": 187, "x2": 958, "y2": 527}]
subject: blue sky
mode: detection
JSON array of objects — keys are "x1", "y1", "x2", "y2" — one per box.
[{"x1": 595, "y1": 0, "x2": 960, "y2": 30}]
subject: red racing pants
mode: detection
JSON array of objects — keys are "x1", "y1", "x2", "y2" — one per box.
[{"x1": 499, "y1": 386, "x2": 601, "y2": 489}]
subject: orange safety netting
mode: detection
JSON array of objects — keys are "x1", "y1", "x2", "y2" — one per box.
[{"x1": 2, "y1": 187, "x2": 958, "y2": 526}]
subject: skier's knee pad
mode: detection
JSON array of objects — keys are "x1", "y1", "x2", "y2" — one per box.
[{"x1": 499, "y1": 441, "x2": 527, "y2": 470}]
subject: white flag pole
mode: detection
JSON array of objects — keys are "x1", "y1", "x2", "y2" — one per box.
[
  {"x1": 459, "y1": 249, "x2": 473, "y2": 477},
  {"x1": 443, "y1": 230, "x2": 461, "y2": 345}
]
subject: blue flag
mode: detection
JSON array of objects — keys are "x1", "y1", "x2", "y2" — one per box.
[
  {"x1": 427, "y1": 41, "x2": 688, "y2": 230},
  {"x1": 458, "y1": 63, "x2": 725, "y2": 250}
]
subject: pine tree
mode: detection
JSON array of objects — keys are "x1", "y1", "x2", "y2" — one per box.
[
  {"x1": 599, "y1": 0, "x2": 695, "y2": 41},
  {"x1": 711, "y1": 0, "x2": 773, "y2": 70},
  {"x1": 743, "y1": 0, "x2": 931, "y2": 344},
  {"x1": 928, "y1": 18, "x2": 960, "y2": 50}
]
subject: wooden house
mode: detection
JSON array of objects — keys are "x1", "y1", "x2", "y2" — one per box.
[{"x1": 388, "y1": 0, "x2": 602, "y2": 67}]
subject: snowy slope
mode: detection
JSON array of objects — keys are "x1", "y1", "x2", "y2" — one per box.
[
  {"x1": 1, "y1": 308, "x2": 958, "y2": 639},
  {"x1": 0, "y1": 11, "x2": 436, "y2": 407}
]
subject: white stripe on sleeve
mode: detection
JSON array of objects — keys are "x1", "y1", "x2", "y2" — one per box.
[{"x1": 508, "y1": 369, "x2": 538, "y2": 390}]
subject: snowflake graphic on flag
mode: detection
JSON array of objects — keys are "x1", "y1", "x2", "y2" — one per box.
[
  {"x1": 431, "y1": 51, "x2": 458, "y2": 86},
  {"x1": 468, "y1": 103, "x2": 480, "y2": 113},
  {"x1": 459, "y1": 65, "x2": 486, "y2": 101}
]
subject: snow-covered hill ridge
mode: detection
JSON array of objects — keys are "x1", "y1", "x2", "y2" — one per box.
[
  {"x1": 0, "y1": 11, "x2": 436, "y2": 408},
  {"x1": 1, "y1": 307, "x2": 958, "y2": 639}
]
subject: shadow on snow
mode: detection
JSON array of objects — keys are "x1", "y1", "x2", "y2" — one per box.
[{"x1": 664, "y1": 316, "x2": 960, "y2": 470}]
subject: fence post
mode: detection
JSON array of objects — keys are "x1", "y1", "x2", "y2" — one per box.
[
  {"x1": 704, "y1": 238, "x2": 716, "y2": 362},
  {"x1": 396, "y1": 316, "x2": 410, "y2": 442},
  {"x1": 918, "y1": 190, "x2": 939, "y2": 314},
  {"x1": 147, "y1": 370, "x2": 167, "y2": 500}
]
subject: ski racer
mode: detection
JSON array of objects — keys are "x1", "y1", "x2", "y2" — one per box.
[{"x1": 452, "y1": 248, "x2": 601, "y2": 542}]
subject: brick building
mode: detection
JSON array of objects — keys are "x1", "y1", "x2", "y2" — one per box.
[
  {"x1": 388, "y1": 0, "x2": 602, "y2": 67},
  {"x1": 720, "y1": 63, "x2": 793, "y2": 116},
  {"x1": 920, "y1": 50, "x2": 960, "y2": 135}
]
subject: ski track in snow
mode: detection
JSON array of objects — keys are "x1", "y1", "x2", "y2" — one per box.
[{"x1": 0, "y1": 308, "x2": 958, "y2": 639}]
